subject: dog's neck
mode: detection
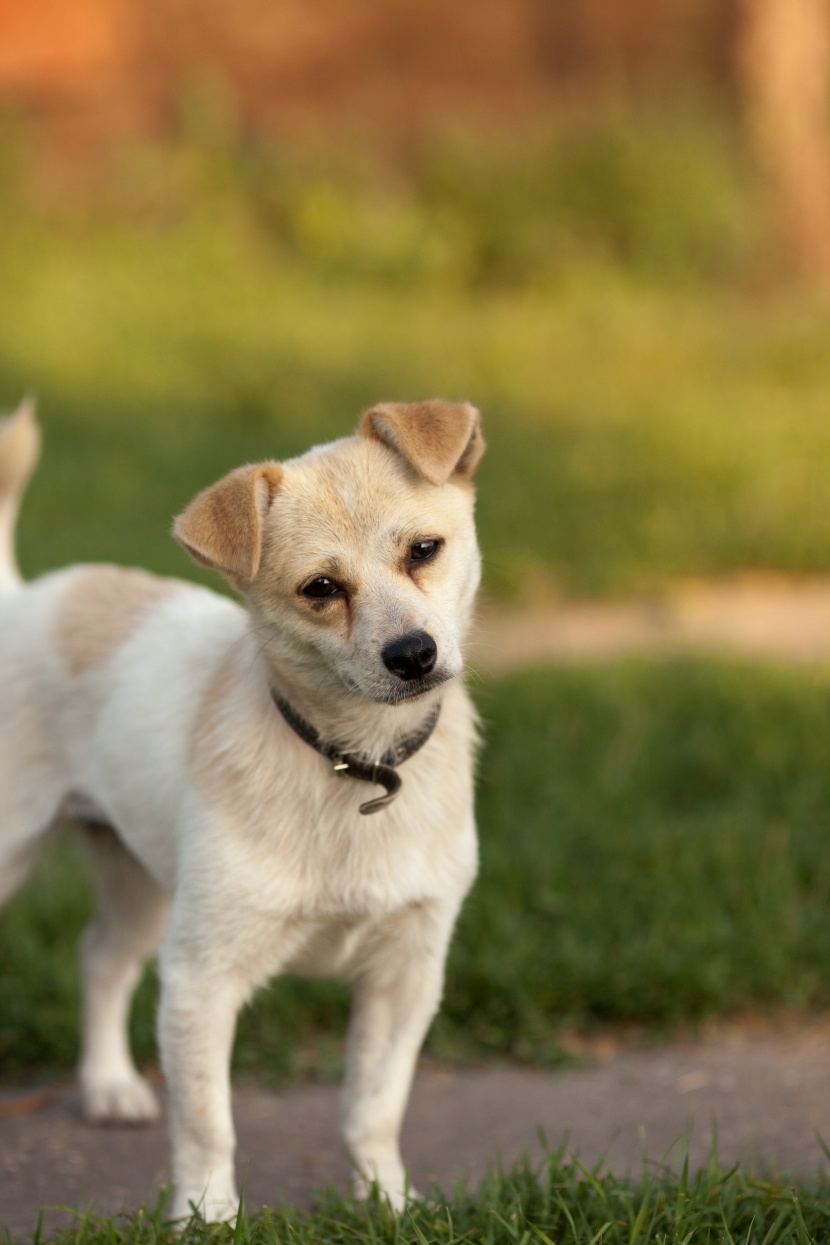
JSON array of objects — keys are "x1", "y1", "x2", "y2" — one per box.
[{"x1": 257, "y1": 642, "x2": 446, "y2": 761}]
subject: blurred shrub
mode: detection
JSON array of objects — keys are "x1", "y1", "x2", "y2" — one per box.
[
  {"x1": 242, "y1": 113, "x2": 759, "y2": 287},
  {"x1": 408, "y1": 116, "x2": 757, "y2": 286},
  {"x1": 15, "y1": 107, "x2": 761, "y2": 291}
]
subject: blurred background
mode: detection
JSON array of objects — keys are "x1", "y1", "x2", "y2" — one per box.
[
  {"x1": 1, "y1": 0, "x2": 829, "y2": 600},
  {"x1": 3, "y1": 0, "x2": 830, "y2": 1078}
]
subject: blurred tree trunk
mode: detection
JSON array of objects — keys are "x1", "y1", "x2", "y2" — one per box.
[{"x1": 739, "y1": 0, "x2": 830, "y2": 286}]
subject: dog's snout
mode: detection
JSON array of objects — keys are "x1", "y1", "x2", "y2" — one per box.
[{"x1": 382, "y1": 631, "x2": 438, "y2": 682}]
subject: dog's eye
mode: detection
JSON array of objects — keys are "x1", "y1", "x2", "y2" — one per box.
[
  {"x1": 409, "y1": 540, "x2": 440, "y2": 563},
  {"x1": 302, "y1": 577, "x2": 342, "y2": 599}
]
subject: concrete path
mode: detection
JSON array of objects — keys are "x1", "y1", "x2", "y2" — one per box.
[{"x1": 3, "y1": 1024, "x2": 830, "y2": 1239}]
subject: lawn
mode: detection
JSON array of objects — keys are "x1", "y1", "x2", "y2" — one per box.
[{"x1": 4, "y1": 658, "x2": 830, "y2": 1081}]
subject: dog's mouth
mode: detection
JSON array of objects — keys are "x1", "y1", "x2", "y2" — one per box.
[
  {"x1": 378, "y1": 668, "x2": 454, "y2": 705},
  {"x1": 341, "y1": 669, "x2": 453, "y2": 705}
]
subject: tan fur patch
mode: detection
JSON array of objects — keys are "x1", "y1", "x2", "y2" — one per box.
[{"x1": 56, "y1": 566, "x2": 178, "y2": 676}]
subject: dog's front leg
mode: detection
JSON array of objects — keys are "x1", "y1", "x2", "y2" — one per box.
[
  {"x1": 341, "y1": 903, "x2": 457, "y2": 1209},
  {"x1": 157, "y1": 943, "x2": 247, "y2": 1224}
]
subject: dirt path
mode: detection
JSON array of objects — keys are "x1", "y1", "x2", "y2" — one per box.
[
  {"x1": 471, "y1": 575, "x2": 830, "y2": 669},
  {"x1": 3, "y1": 1021, "x2": 830, "y2": 1238}
]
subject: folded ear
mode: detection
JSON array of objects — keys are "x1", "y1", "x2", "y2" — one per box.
[
  {"x1": 172, "y1": 462, "x2": 283, "y2": 583},
  {"x1": 359, "y1": 399, "x2": 485, "y2": 486}
]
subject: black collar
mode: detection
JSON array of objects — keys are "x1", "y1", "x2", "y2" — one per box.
[{"x1": 269, "y1": 688, "x2": 441, "y2": 815}]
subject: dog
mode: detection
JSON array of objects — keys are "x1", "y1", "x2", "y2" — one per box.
[{"x1": 0, "y1": 397, "x2": 484, "y2": 1220}]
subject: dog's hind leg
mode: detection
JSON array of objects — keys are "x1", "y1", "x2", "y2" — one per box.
[
  {"x1": 75, "y1": 823, "x2": 171, "y2": 1122},
  {"x1": 0, "y1": 773, "x2": 69, "y2": 910}
]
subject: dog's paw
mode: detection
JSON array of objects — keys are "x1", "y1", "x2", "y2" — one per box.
[
  {"x1": 352, "y1": 1172, "x2": 421, "y2": 1212},
  {"x1": 82, "y1": 1074, "x2": 160, "y2": 1124},
  {"x1": 383, "y1": 1186, "x2": 422, "y2": 1214},
  {"x1": 171, "y1": 1191, "x2": 239, "y2": 1224}
]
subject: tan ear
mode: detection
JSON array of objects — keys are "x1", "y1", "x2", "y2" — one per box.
[
  {"x1": 172, "y1": 462, "x2": 283, "y2": 583},
  {"x1": 359, "y1": 399, "x2": 485, "y2": 486}
]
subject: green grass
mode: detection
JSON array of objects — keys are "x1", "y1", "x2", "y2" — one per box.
[
  {"x1": 18, "y1": 1150, "x2": 830, "y2": 1245},
  {"x1": 4, "y1": 659, "x2": 830, "y2": 1082},
  {"x1": 0, "y1": 118, "x2": 829, "y2": 599},
  {"x1": 448, "y1": 660, "x2": 830, "y2": 1057}
]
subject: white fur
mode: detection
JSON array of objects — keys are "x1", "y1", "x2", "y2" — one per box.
[{"x1": 0, "y1": 400, "x2": 481, "y2": 1221}]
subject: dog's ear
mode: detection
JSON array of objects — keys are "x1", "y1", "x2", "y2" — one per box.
[
  {"x1": 359, "y1": 399, "x2": 485, "y2": 486},
  {"x1": 172, "y1": 462, "x2": 283, "y2": 583}
]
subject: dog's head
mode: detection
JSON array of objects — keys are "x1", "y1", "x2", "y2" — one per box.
[{"x1": 173, "y1": 400, "x2": 484, "y2": 705}]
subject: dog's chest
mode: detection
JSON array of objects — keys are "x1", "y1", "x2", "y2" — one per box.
[
  {"x1": 280, "y1": 911, "x2": 384, "y2": 979},
  {"x1": 196, "y1": 687, "x2": 477, "y2": 911},
  {"x1": 202, "y1": 806, "x2": 476, "y2": 985},
  {"x1": 232, "y1": 787, "x2": 474, "y2": 915}
]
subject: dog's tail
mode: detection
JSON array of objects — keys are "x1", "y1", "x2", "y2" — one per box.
[{"x1": 0, "y1": 397, "x2": 41, "y2": 594}]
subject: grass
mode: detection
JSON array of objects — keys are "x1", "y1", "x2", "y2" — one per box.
[
  {"x1": 449, "y1": 660, "x2": 830, "y2": 1056},
  {"x1": 4, "y1": 658, "x2": 830, "y2": 1082},
  {"x1": 20, "y1": 1150, "x2": 830, "y2": 1245}
]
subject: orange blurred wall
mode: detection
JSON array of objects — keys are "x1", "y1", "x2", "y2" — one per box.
[
  {"x1": 0, "y1": 0, "x2": 740, "y2": 146},
  {"x1": 0, "y1": 0, "x2": 128, "y2": 95}
]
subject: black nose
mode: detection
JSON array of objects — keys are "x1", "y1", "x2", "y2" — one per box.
[{"x1": 382, "y1": 630, "x2": 438, "y2": 682}]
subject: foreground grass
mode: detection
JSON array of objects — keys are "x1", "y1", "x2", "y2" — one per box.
[
  {"x1": 25, "y1": 1151, "x2": 830, "y2": 1245},
  {"x1": 3, "y1": 658, "x2": 830, "y2": 1081}
]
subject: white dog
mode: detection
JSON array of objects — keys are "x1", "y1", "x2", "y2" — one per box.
[{"x1": 0, "y1": 397, "x2": 484, "y2": 1220}]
